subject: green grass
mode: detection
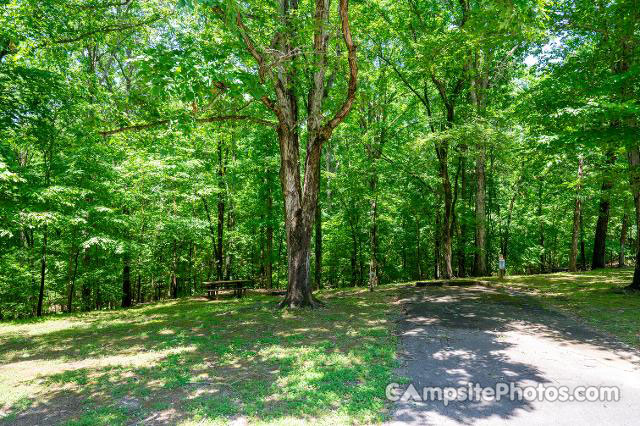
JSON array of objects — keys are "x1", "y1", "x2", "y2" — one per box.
[
  {"x1": 486, "y1": 267, "x2": 640, "y2": 347},
  {"x1": 0, "y1": 286, "x2": 402, "y2": 425}
]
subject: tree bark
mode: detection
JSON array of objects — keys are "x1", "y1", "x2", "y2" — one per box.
[
  {"x1": 538, "y1": 181, "x2": 545, "y2": 273},
  {"x1": 265, "y1": 172, "x2": 274, "y2": 289},
  {"x1": 231, "y1": 0, "x2": 357, "y2": 307},
  {"x1": 122, "y1": 252, "x2": 132, "y2": 307},
  {"x1": 619, "y1": 207, "x2": 628, "y2": 268},
  {"x1": 456, "y1": 158, "x2": 467, "y2": 277},
  {"x1": 435, "y1": 142, "x2": 454, "y2": 278},
  {"x1": 627, "y1": 145, "x2": 640, "y2": 289},
  {"x1": 216, "y1": 138, "x2": 225, "y2": 280},
  {"x1": 36, "y1": 226, "x2": 47, "y2": 317},
  {"x1": 368, "y1": 179, "x2": 378, "y2": 290},
  {"x1": 433, "y1": 206, "x2": 440, "y2": 279},
  {"x1": 569, "y1": 156, "x2": 583, "y2": 272},
  {"x1": 67, "y1": 248, "x2": 79, "y2": 313},
  {"x1": 592, "y1": 180, "x2": 613, "y2": 269},
  {"x1": 592, "y1": 152, "x2": 615, "y2": 269},
  {"x1": 474, "y1": 142, "x2": 487, "y2": 276},
  {"x1": 314, "y1": 164, "x2": 322, "y2": 290}
]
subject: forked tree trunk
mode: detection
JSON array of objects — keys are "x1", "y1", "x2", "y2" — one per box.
[
  {"x1": 232, "y1": 0, "x2": 356, "y2": 307},
  {"x1": 277, "y1": 123, "x2": 325, "y2": 307},
  {"x1": 569, "y1": 156, "x2": 583, "y2": 272}
]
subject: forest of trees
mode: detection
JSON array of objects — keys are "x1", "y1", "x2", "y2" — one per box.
[{"x1": 1, "y1": 0, "x2": 638, "y2": 317}]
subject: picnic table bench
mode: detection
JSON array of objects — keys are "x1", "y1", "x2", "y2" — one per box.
[{"x1": 203, "y1": 280, "x2": 253, "y2": 299}]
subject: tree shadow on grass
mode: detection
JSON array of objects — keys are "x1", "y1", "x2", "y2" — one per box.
[{"x1": 0, "y1": 288, "x2": 400, "y2": 425}]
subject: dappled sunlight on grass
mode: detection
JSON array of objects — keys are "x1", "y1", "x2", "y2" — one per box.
[
  {"x1": 0, "y1": 288, "x2": 401, "y2": 425},
  {"x1": 485, "y1": 268, "x2": 640, "y2": 347}
]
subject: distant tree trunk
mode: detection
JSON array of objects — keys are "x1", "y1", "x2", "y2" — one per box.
[
  {"x1": 266, "y1": 174, "x2": 274, "y2": 289},
  {"x1": 368, "y1": 185, "x2": 378, "y2": 290},
  {"x1": 457, "y1": 158, "x2": 467, "y2": 277},
  {"x1": 579, "y1": 209, "x2": 587, "y2": 270},
  {"x1": 474, "y1": 142, "x2": 487, "y2": 276},
  {"x1": 122, "y1": 252, "x2": 132, "y2": 307},
  {"x1": 569, "y1": 156, "x2": 583, "y2": 272},
  {"x1": 434, "y1": 205, "x2": 441, "y2": 279},
  {"x1": 626, "y1": 145, "x2": 640, "y2": 289},
  {"x1": 81, "y1": 248, "x2": 92, "y2": 311},
  {"x1": 592, "y1": 152, "x2": 615, "y2": 269},
  {"x1": 36, "y1": 226, "x2": 47, "y2": 317},
  {"x1": 416, "y1": 215, "x2": 423, "y2": 279},
  {"x1": 350, "y1": 219, "x2": 358, "y2": 286},
  {"x1": 171, "y1": 240, "x2": 178, "y2": 298},
  {"x1": 538, "y1": 181, "x2": 545, "y2": 273},
  {"x1": 314, "y1": 164, "x2": 322, "y2": 290},
  {"x1": 592, "y1": 180, "x2": 613, "y2": 269},
  {"x1": 469, "y1": 49, "x2": 490, "y2": 277},
  {"x1": 136, "y1": 273, "x2": 142, "y2": 303},
  {"x1": 436, "y1": 142, "x2": 454, "y2": 279},
  {"x1": 619, "y1": 207, "x2": 628, "y2": 268},
  {"x1": 216, "y1": 138, "x2": 225, "y2": 280},
  {"x1": 67, "y1": 248, "x2": 79, "y2": 313}
]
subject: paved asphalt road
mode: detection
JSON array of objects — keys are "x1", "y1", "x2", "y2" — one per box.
[{"x1": 388, "y1": 284, "x2": 640, "y2": 425}]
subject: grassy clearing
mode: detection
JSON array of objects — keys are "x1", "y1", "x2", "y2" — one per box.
[
  {"x1": 0, "y1": 286, "x2": 403, "y2": 425},
  {"x1": 485, "y1": 267, "x2": 640, "y2": 347}
]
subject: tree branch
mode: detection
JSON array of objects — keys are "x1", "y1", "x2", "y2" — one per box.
[
  {"x1": 100, "y1": 114, "x2": 276, "y2": 136},
  {"x1": 322, "y1": 0, "x2": 358, "y2": 137}
]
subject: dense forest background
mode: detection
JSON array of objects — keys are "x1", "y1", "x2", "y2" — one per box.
[{"x1": 1, "y1": 0, "x2": 638, "y2": 318}]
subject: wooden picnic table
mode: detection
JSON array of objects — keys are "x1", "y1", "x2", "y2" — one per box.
[{"x1": 203, "y1": 280, "x2": 253, "y2": 299}]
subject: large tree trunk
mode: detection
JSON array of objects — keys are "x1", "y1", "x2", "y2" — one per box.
[
  {"x1": 569, "y1": 156, "x2": 583, "y2": 272},
  {"x1": 474, "y1": 143, "x2": 487, "y2": 276},
  {"x1": 277, "y1": 122, "x2": 323, "y2": 307},
  {"x1": 241, "y1": 0, "x2": 356, "y2": 307}
]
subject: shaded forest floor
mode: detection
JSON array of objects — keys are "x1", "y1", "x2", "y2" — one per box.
[
  {"x1": 484, "y1": 267, "x2": 640, "y2": 347},
  {"x1": 1, "y1": 269, "x2": 638, "y2": 425},
  {"x1": 0, "y1": 287, "x2": 401, "y2": 425}
]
